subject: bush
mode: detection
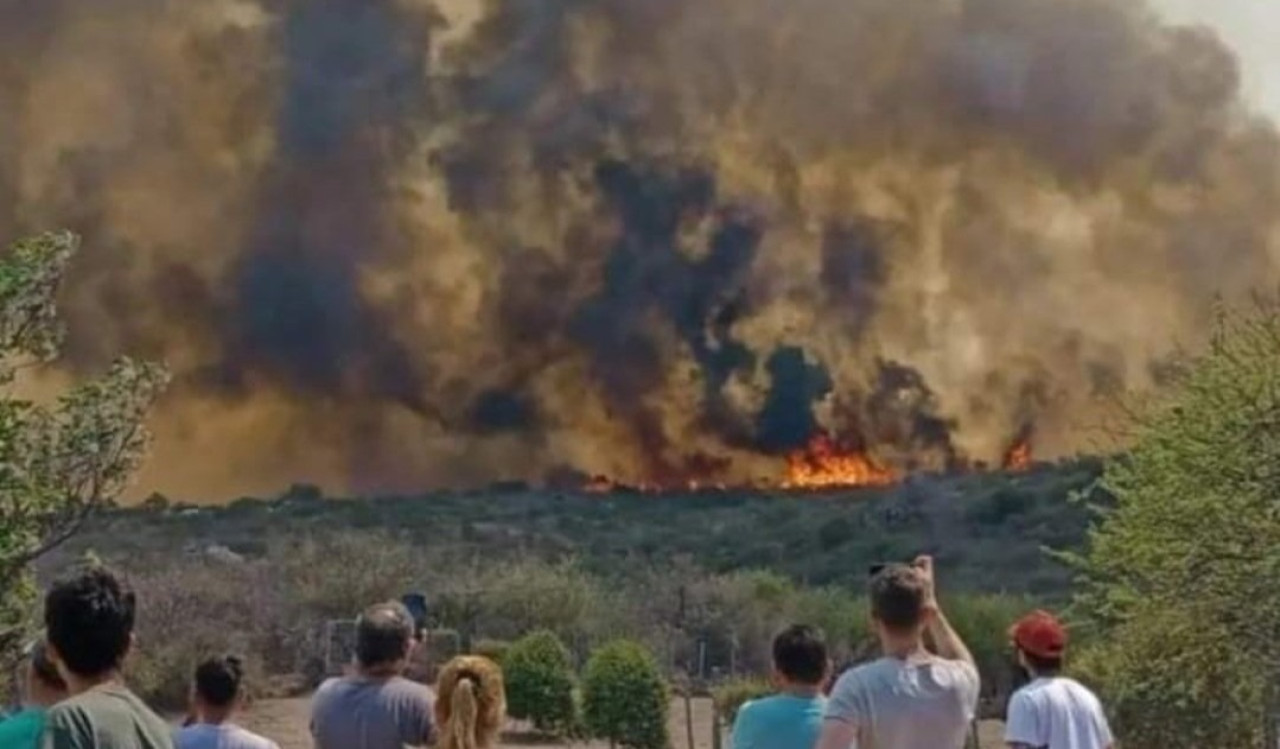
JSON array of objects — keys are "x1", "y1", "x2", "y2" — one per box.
[
  {"x1": 712, "y1": 678, "x2": 771, "y2": 725},
  {"x1": 503, "y1": 630, "x2": 578, "y2": 736},
  {"x1": 583, "y1": 640, "x2": 669, "y2": 749},
  {"x1": 473, "y1": 638, "x2": 512, "y2": 664}
]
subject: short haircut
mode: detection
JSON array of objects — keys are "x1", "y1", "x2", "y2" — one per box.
[
  {"x1": 869, "y1": 564, "x2": 927, "y2": 632},
  {"x1": 772, "y1": 625, "x2": 828, "y2": 685},
  {"x1": 355, "y1": 602, "x2": 414, "y2": 667},
  {"x1": 194, "y1": 655, "x2": 245, "y2": 708},
  {"x1": 1020, "y1": 649, "x2": 1063, "y2": 675},
  {"x1": 44, "y1": 566, "x2": 136, "y2": 678},
  {"x1": 28, "y1": 639, "x2": 66, "y2": 692}
]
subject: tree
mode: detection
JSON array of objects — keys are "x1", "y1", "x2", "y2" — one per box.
[
  {"x1": 1066, "y1": 302, "x2": 1280, "y2": 749},
  {"x1": 582, "y1": 640, "x2": 669, "y2": 749},
  {"x1": 0, "y1": 231, "x2": 168, "y2": 666},
  {"x1": 503, "y1": 630, "x2": 578, "y2": 736}
]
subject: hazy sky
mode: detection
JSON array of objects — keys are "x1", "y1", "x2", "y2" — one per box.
[{"x1": 1153, "y1": 0, "x2": 1280, "y2": 116}]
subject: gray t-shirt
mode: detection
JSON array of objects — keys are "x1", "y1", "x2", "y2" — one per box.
[
  {"x1": 310, "y1": 675, "x2": 434, "y2": 749},
  {"x1": 825, "y1": 656, "x2": 979, "y2": 749},
  {"x1": 42, "y1": 684, "x2": 175, "y2": 749},
  {"x1": 176, "y1": 723, "x2": 280, "y2": 749}
]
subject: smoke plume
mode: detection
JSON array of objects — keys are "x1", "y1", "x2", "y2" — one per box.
[{"x1": 2, "y1": 0, "x2": 1278, "y2": 498}]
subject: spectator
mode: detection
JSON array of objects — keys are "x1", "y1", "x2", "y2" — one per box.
[
  {"x1": 41, "y1": 565, "x2": 174, "y2": 748},
  {"x1": 435, "y1": 655, "x2": 505, "y2": 749},
  {"x1": 816, "y1": 555, "x2": 979, "y2": 749},
  {"x1": 0, "y1": 638, "x2": 68, "y2": 747},
  {"x1": 1005, "y1": 610, "x2": 1113, "y2": 749},
  {"x1": 732, "y1": 624, "x2": 830, "y2": 749},
  {"x1": 176, "y1": 655, "x2": 279, "y2": 749},
  {"x1": 310, "y1": 601, "x2": 434, "y2": 749}
]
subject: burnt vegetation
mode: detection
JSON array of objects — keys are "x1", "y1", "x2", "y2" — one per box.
[{"x1": 51, "y1": 458, "x2": 1102, "y2": 595}]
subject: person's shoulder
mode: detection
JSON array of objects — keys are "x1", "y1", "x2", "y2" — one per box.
[
  {"x1": 931, "y1": 656, "x2": 979, "y2": 683},
  {"x1": 1062, "y1": 678, "x2": 1106, "y2": 708},
  {"x1": 231, "y1": 725, "x2": 282, "y2": 749},
  {"x1": 387, "y1": 676, "x2": 434, "y2": 699},
  {"x1": 735, "y1": 694, "x2": 780, "y2": 719}
]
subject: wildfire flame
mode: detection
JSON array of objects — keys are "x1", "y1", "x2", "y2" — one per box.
[
  {"x1": 1003, "y1": 440, "x2": 1032, "y2": 472},
  {"x1": 581, "y1": 431, "x2": 1029, "y2": 493},
  {"x1": 782, "y1": 433, "x2": 898, "y2": 490}
]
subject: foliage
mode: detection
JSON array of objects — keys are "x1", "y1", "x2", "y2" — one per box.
[
  {"x1": 582, "y1": 640, "x2": 669, "y2": 749},
  {"x1": 472, "y1": 638, "x2": 511, "y2": 664},
  {"x1": 0, "y1": 231, "x2": 167, "y2": 667},
  {"x1": 1066, "y1": 302, "x2": 1280, "y2": 749},
  {"x1": 943, "y1": 594, "x2": 1033, "y2": 706},
  {"x1": 711, "y1": 678, "x2": 771, "y2": 725},
  {"x1": 503, "y1": 630, "x2": 578, "y2": 736}
]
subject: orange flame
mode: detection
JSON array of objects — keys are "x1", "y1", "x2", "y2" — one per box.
[
  {"x1": 1003, "y1": 440, "x2": 1032, "y2": 472},
  {"x1": 782, "y1": 433, "x2": 898, "y2": 490}
]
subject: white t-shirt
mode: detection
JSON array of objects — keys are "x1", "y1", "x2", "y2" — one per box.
[
  {"x1": 176, "y1": 722, "x2": 281, "y2": 749},
  {"x1": 1005, "y1": 677, "x2": 1113, "y2": 749},
  {"x1": 825, "y1": 655, "x2": 980, "y2": 749}
]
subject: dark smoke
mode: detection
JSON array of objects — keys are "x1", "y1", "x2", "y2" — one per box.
[{"x1": 2, "y1": 0, "x2": 1278, "y2": 497}]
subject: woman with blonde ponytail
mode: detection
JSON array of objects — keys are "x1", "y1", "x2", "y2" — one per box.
[{"x1": 435, "y1": 656, "x2": 506, "y2": 749}]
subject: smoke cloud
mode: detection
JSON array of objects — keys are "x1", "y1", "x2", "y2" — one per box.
[{"x1": 2, "y1": 0, "x2": 1278, "y2": 498}]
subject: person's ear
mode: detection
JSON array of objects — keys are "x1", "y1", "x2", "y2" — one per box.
[{"x1": 46, "y1": 642, "x2": 71, "y2": 684}]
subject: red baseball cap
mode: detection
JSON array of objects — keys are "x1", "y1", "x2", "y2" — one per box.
[{"x1": 1009, "y1": 610, "x2": 1068, "y2": 659}]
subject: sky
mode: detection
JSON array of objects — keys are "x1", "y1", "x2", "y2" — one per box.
[{"x1": 1154, "y1": 0, "x2": 1280, "y2": 116}]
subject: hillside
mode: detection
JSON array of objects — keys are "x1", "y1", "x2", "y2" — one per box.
[{"x1": 56, "y1": 459, "x2": 1105, "y2": 596}]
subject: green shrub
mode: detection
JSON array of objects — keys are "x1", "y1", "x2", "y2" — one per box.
[
  {"x1": 711, "y1": 677, "x2": 771, "y2": 724},
  {"x1": 504, "y1": 630, "x2": 578, "y2": 736},
  {"x1": 472, "y1": 638, "x2": 512, "y2": 664},
  {"x1": 583, "y1": 640, "x2": 669, "y2": 749}
]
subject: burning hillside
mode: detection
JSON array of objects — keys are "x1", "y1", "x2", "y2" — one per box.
[{"x1": 1, "y1": 0, "x2": 1279, "y2": 499}]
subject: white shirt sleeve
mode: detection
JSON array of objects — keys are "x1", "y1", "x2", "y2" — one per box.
[
  {"x1": 954, "y1": 661, "x2": 981, "y2": 720},
  {"x1": 824, "y1": 670, "x2": 866, "y2": 726},
  {"x1": 1004, "y1": 691, "x2": 1042, "y2": 747}
]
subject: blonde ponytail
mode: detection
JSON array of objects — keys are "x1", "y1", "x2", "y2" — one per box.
[
  {"x1": 450, "y1": 676, "x2": 480, "y2": 749},
  {"x1": 436, "y1": 656, "x2": 506, "y2": 749}
]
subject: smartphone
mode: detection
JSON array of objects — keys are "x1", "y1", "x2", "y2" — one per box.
[{"x1": 401, "y1": 593, "x2": 429, "y2": 636}]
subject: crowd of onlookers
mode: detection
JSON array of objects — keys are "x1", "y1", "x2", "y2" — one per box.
[{"x1": 1, "y1": 556, "x2": 1113, "y2": 749}]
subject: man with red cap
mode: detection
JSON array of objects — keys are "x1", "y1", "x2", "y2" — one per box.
[{"x1": 1005, "y1": 610, "x2": 1113, "y2": 749}]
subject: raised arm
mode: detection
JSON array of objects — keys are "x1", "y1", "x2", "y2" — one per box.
[{"x1": 915, "y1": 555, "x2": 976, "y2": 667}]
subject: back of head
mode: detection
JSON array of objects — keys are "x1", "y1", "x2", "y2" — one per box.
[
  {"x1": 869, "y1": 564, "x2": 928, "y2": 634},
  {"x1": 1010, "y1": 610, "x2": 1068, "y2": 675},
  {"x1": 355, "y1": 602, "x2": 414, "y2": 669},
  {"x1": 435, "y1": 656, "x2": 506, "y2": 749},
  {"x1": 44, "y1": 566, "x2": 136, "y2": 679},
  {"x1": 194, "y1": 655, "x2": 245, "y2": 709},
  {"x1": 772, "y1": 625, "x2": 828, "y2": 686}
]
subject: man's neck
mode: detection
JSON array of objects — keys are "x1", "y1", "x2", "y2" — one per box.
[
  {"x1": 879, "y1": 633, "x2": 927, "y2": 660},
  {"x1": 65, "y1": 670, "x2": 122, "y2": 697},
  {"x1": 356, "y1": 662, "x2": 402, "y2": 680},
  {"x1": 197, "y1": 707, "x2": 234, "y2": 726},
  {"x1": 777, "y1": 683, "x2": 822, "y2": 699}
]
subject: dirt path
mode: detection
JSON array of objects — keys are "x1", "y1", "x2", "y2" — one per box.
[{"x1": 240, "y1": 697, "x2": 1006, "y2": 749}]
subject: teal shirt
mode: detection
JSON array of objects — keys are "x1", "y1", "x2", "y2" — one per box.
[
  {"x1": 0, "y1": 708, "x2": 46, "y2": 748},
  {"x1": 731, "y1": 694, "x2": 826, "y2": 749}
]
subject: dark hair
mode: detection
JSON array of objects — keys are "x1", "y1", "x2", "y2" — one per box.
[
  {"x1": 195, "y1": 655, "x2": 245, "y2": 708},
  {"x1": 772, "y1": 625, "x2": 828, "y2": 685},
  {"x1": 1019, "y1": 648, "x2": 1063, "y2": 676},
  {"x1": 869, "y1": 564, "x2": 927, "y2": 632},
  {"x1": 28, "y1": 640, "x2": 66, "y2": 692},
  {"x1": 355, "y1": 602, "x2": 414, "y2": 667},
  {"x1": 44, "y1": 566, "x2": 136, "y2": 678}
]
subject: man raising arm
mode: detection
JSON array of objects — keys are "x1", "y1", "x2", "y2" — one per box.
[{"x1": 816, "y1": 555, "x2": 980, "y2": 749}]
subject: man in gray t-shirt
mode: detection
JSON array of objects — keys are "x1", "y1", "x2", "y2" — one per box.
[
  {"x1": 310, "y1": 602, "x2": 434, "y2": 749},
  {"x1": 816, "y1": 556, "x2": 980, "y2": 749}
]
